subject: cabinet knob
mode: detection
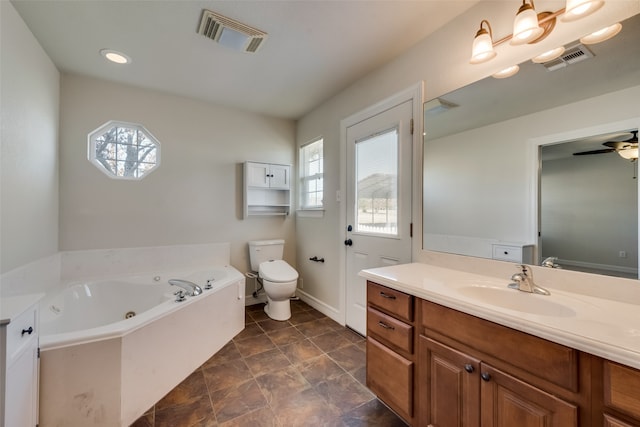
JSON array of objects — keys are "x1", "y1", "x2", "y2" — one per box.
[
  {"x1": 481, "y1": 372, "x2": 491, "y2": 382},
  {"x1": 21, "y1": 326, "x2": 34, "y2": 336},
  {"x1": 344, "y1": 239, "x2": 353, "y2": 246},
  {"x1": 464, "y1": 364, "x2": 474, "y2": 373}
]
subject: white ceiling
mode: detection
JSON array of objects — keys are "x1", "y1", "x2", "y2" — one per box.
[{"x1": 11, "y1": 0, "x2": 479, "y2": 119}]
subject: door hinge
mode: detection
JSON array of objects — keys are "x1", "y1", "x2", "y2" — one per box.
[
  {"x1": 38, "y1": 347, "x2": 40, "y2": 358},
  {"x1": 410, "y1": 118, "x2": 414, "y2": 135},
  {"x1": 410, "y1": 223, "x2": 413, "y2": 238}
]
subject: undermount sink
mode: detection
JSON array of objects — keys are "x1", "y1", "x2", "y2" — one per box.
[{"x1": 456, "y1": 286, "x2": 577, "y2": 317}]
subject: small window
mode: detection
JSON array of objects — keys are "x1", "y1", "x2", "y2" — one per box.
[
  {"x1": 300, "y1": 138, "x2": 323, "y2": 209},
  {"x1": 88, "y1": 121, "x2": 160, "y2": 180}
]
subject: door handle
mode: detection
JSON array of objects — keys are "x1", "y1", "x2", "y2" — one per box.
[{"x1": 344, "y1": 239, "x2": 353, "y2": 246}]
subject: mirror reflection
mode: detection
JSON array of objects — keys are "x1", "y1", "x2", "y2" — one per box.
[
  {"x1": 423, "y1": 13, "x2": 640, "y2": 278},
  {"x1": 540, "y1": 130, "x2": 638, "y2": 278}
]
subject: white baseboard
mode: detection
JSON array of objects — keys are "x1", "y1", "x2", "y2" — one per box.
[{"x1": 295, "y1": 289, "x2": 342, "y2": 325}]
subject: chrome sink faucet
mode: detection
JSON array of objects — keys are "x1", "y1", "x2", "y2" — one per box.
[
  {"x1": 541, "y1": 257, "x2": 561, "y2": 268},
  {"x1": 508, "y1": 264, "x2": 550, "y2": 296},
  {"x1": 169, "y1": 279, "x2": 203, "y2": 297}
]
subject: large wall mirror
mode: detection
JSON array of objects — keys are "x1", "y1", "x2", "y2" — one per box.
[{"x1": 423, "y1": 12, "x2": 640, "y2": 279}]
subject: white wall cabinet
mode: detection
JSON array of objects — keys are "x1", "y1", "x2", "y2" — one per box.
[
  {"x1": 244, "y1": 162, "x2": 291, "y2": 217},
  {"x1": 1, "y1": 294, "x2": 42, "y2": 427}
]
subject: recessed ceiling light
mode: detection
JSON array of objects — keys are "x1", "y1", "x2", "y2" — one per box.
[
  {"x1": 580, "y1": 23, "x2": 622, "y2": 45},
  {"x1": 100, "y1": 49, "x2": 131, "y2": 64},
  {"x1": 531, "y1": 47, "x2": 565, "y2": 63},
  {"x1": 492, "y1": 65, "x2": 520, "y2": 79}
]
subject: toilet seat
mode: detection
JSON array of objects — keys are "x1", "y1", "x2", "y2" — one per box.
[{"x1": 259, "y1": 260, "x2": 298, "y2": 283}]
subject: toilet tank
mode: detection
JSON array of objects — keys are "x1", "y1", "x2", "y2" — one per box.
[{"x1": 249, "y1": 239, "x2": 285, "y2": 271}]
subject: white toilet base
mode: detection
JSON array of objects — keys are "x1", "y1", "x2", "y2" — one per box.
[{"x1": 264, "y1": 298, "x2": 291, "y2": 321}]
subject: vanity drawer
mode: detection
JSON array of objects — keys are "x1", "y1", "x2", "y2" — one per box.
[
  {"x1": 367, "y1": 307, "x2": 413, "y2": 354},
  {"x1": 492, "y1": 244, "x2": 523, "y2": 262},
  {"x1": 604, "y1": 361, "x2": 640, "y2": 419},
  {"x1": 5, "y1": 304, "x2": 38, "y2": 365},
  {"x1": 421, "y1": 300, "x2": 578, "y2": 392},
  {"x1": 367, "y1": 336, "x2": 413, "y2": 422},
  {"x1": 367, "y1": 281, "x2": 413, "y2": 322}
]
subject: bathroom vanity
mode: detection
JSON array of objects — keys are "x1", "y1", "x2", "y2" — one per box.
[{"x1": 361, "y1": 263, "x2": 640, "y2": 427}]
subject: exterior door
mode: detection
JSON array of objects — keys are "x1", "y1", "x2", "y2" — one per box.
[{"x1": 345, "y1": 99, "x2": 413, "y2": 335}]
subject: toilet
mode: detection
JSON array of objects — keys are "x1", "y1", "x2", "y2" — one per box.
[{"x1": 248, "y1": 239, "x2": 299, "y2": 321}]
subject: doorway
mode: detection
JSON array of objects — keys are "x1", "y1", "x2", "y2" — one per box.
[{"x1": 341, "y1": 85, "x2": 420, "y2": 335}]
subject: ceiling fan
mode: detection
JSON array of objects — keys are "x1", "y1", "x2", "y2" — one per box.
[{"x1": 573, "y1": 130, "x2": 639, "y2": 161}]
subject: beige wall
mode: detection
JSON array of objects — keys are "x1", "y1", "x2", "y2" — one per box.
[
  {"x1": 58, "y1": 74, "x2": 296, "y2": 276},
  {"x1": 0, "y1": 2, "x2": 60, "y2": 274},
  {"x1": 295, "y1": 1, "x2": 640, "y2": 314}
]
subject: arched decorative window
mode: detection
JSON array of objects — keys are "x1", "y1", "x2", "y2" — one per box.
[{"x1": 88, "y1": 121, "x2": 160, "y2": 179}]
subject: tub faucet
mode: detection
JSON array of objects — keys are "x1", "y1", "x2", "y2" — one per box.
[
  {"x1": 168, "y1": 279, "x2": 203, "y2": 297},
  {"x1": 508, "y1": 265, "x2": 550, "y2": 296}
]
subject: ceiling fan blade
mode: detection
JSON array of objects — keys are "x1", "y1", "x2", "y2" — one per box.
[{"x1": 573, "y1": 148, "x2": 616, "y2": 156}]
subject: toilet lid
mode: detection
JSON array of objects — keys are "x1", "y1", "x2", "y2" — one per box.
[{"x1": 259, "y1": 260, "x2": 298, "y2": 282}]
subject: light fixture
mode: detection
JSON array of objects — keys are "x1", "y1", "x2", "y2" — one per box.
[
  {"x1": 492, "y1": 65, "x2": 520, "y2": 79},
  {"x1": 580, "y1": 22, "x2": 622, "y2": 44},
  {"x1": 470, "y1": 20, "x2": 497, "y2": 64},
  {"x1": 531, "y1": 46, "x2": 566, "y2": 63},
  {"x1": 618, "y1": 148, "x2": 638, "y2": 161},
  {"x1": 100, "y1": 49, "x2": 131, "y2": 64},
  {"x1": 511, "y1": 0, "x2": 544, "y2": 45},
  {"x1": 470, "y1": 0, "x2": 606, "y2": 66},
  {"x1": 562, "y1": 0, "x2": 605, "y2": 22}
]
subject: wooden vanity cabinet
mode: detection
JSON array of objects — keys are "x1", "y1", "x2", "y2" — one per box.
[
  {"x1": 601, "y1": 361, "x2": 640, "y2": 427},
  {"x1": 419, "y1": 300, "x2": 579, "y2": 427},
  {"x1": 366, "y1": 280, "x2": 640, "y2": 427},
  {"x1": 366, "y1": 281, "x2": 416, "y2": 424}
]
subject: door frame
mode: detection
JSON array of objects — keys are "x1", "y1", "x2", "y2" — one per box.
[{"x1": 338, "y1": 82, "x2": 424, "y2": 326}]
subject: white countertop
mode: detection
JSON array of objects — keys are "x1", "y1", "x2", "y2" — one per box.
[
  {"x1": 360, "y1": 263, "x2": 640, "y2": 370},
  {"x1": 0, "y1": 293, "x2": 44, "y2": 326}
]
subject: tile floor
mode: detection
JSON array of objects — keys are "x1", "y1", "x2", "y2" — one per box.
[{"x1": 131, "y1": 299, "x2": 407, "y2": 426}]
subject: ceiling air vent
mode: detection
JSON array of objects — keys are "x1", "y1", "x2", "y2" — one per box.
[
  {"x1": 197, "y1": 10, "x2": 267, "y2": 53},
  {"x1": 541, "y1": 43, "x2": 594, "y2": 71}
]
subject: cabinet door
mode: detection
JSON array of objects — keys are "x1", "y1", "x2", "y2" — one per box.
[
  {"x1": 604, "y1": 414, "x2": 639, "y2": 427},
  {"x1": 246, "y1": 162, "x2": 270, "y2": 188},
  {"x1": 367, "y1": 337, "x2": 413, "y2": 422},
  {"x1": 419, "y1": 336, "x2": 480, "y2": 427},
  {"x1": 5, "y1": 336, "x2": 38, "y2": 427},
  {"x1": 269, "y1": 164, "x2": 290, "y2": 189},
  {"x1": 480, "y1": 364, "x2": 577, "y2": 427}
]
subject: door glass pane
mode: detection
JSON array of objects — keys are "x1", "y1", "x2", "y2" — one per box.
[{"x1": 355, "y1": 128, "x2": 399, "y2": 235}]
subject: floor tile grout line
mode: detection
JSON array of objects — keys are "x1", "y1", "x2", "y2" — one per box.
[{"x1": 199, "y1": 364, "x2": 220, "y2": 427}]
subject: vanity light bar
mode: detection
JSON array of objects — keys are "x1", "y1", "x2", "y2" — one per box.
[{"x1": 470, "y1": 0, "x2": 606, "y2": 65}]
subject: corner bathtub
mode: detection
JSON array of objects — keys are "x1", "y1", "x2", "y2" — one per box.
[{"x1": 38, "y1": 266, "x2": 245, "y2": 427}]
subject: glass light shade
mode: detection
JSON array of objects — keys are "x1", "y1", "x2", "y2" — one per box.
[
  {"x1": 492, "y1": 65, "x2": 520, "y2": 79},
  {"x1": 511, "y1": 4, "x2": 544, "y2": 45},
  {"x1": 470, "y1": 30, "x2": 496, "y2": 64},
  {"x1": 531, "y1": 47, "x2": 565, "y2": 63},
  {"x1": 562, "y1": 0, "x2": 605, "y2": 22},
  {"x1": 580, "y1": 23, "x2": 622, "y2": 44},
  {"x1": 618, "y1": 148, "x2": 638, "y2": 160}
]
